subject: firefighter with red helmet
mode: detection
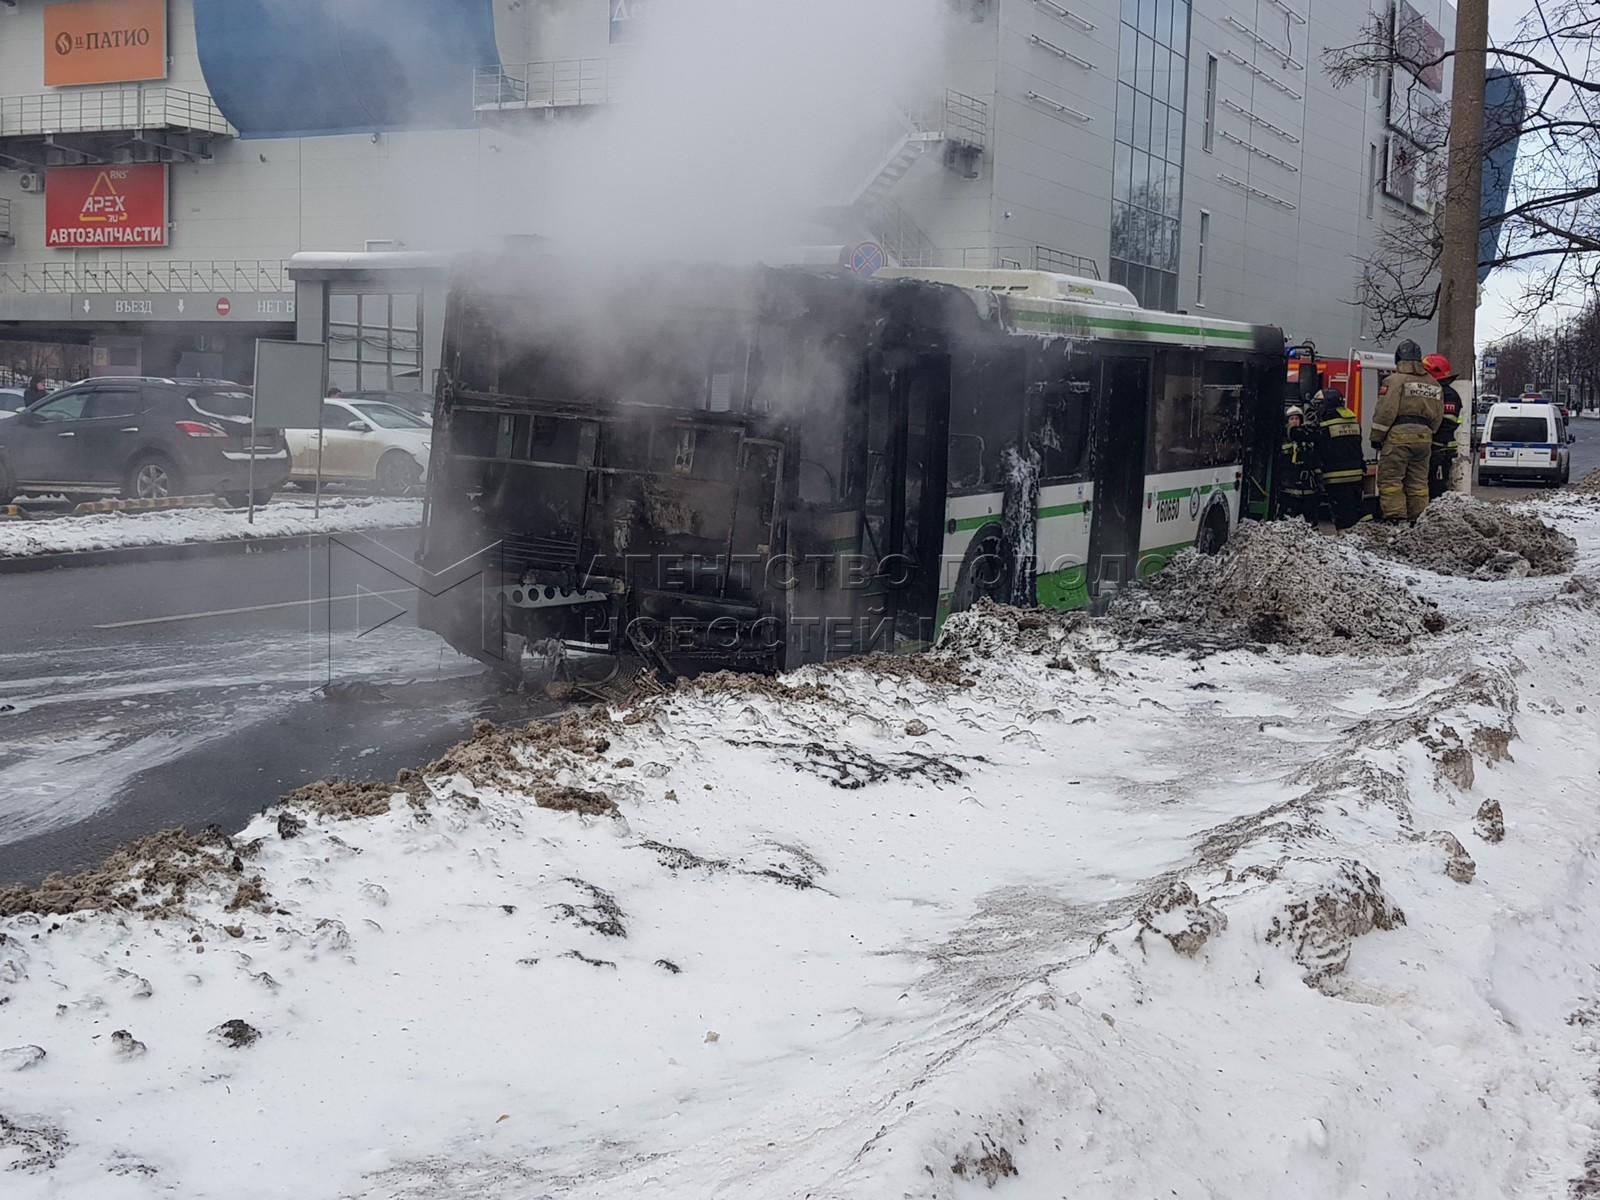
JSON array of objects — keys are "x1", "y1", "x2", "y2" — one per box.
[
  {"x1": 1372, "y1": 339, "x2": 1444, "y2": 521},
  {"x1": 1422, "y1": 353, "x2": 1464, "y2": 499}
]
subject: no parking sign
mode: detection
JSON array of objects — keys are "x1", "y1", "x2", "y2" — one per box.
[{"x1": 845, "y1": 242, "x2": 886, "y2": 278}]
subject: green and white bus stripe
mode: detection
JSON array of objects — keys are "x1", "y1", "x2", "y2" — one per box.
[{"x1": 1009, "y1": 306, "x2": 1262, "y2": 347}]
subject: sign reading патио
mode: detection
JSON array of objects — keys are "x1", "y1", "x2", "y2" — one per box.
[
  {"x1": 43, "y1": 0, "x2": 167, "y2": 87},
  {"x1": 610, "y1": 0, "x2": 651, "y2": 43},
  {"x1": 45, "y1": 165, "x2": 169, "y2": 249}
]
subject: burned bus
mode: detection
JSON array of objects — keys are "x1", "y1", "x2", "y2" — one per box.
[{"x1": 416, "y1": 260, "x2": 1284, "y2": 677}]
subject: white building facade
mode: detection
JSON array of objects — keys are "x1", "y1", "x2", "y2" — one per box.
[{"x1": 0, "y1": 0, "x2": 1452, "y2": 383}]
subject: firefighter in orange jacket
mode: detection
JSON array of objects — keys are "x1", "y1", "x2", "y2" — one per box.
[{"x1": 1371, "y1": 339, "x2": 1444, "y2": 521}]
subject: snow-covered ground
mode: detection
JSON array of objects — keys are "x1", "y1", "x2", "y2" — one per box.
[
  {"x1": 6, "y1": 498, "x2": 1600, "y2": 1197},
  {"x1": 0, "y1": 496, "x2": 423, "y2": 558}
]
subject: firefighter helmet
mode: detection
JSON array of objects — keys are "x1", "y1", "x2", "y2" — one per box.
[
  {"x1": 1394, "y1": 338, "x2": 1423, "y2": 363},
  {"x1": 1286, "y1": 405, "x2": 1305, "y2": 422},
  {"x1": 1422, "y1": 353, "x2": 1452, "y2": 381}
]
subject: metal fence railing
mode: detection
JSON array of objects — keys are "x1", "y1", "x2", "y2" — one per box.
[
  {"x1": 0, "y1": 87, "x2": 234, "y2": 137},
  {"x1": 0, "y1": 259, "x2": 291, "y2": 294},
  {"x1": 1033, "y1": 244, "x2": 1101, "y2": 279},
  {"x1": 953, "y1": 245, "x2": 1101, "y2": 278},
  {"x1": 473, "y1": 60, "x2": 625, "y2": 111},
  {"x1": 898, "y1": 88, "x2": 988, "y2": 152},
  {"x1": 940, "y1": 89, "x2": 988, "y2": 149}
]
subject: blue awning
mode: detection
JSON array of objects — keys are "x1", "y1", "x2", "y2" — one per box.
[{"x1": 193, "y1": 0, "x2": 500, "y2": 138}]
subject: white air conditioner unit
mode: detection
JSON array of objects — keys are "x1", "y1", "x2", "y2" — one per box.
[{"x1": 17, "y1": 173, "x2": 43, "y2": 194}]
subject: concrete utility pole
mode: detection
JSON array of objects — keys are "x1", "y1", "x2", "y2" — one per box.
[{"x1": 1435, "y1": 0, "x2": 1489, "y2": 372}]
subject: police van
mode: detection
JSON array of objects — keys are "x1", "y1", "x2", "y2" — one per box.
[{"x1": 1477, "y1": 399, "x2": 1574, "y2": 486}]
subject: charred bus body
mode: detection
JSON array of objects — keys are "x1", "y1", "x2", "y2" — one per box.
[{"x1": 417, "y1": 260, "x2": 1284, "y2": 677}]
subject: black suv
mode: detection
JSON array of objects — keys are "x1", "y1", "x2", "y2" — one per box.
[{"x1": 0, "y1": 377, "x2": 291, "y2": 506}]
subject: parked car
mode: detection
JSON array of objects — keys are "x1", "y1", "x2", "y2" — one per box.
[
  {"x1": 1477, "y1": 400, "x2": 1574, "y2": 487},
  {"x1": 1470, "y1": 396, "x2": 1496, "y2": 449},
  {"x1": 0, "y1": 388, "x2": 26, "y2": 419},
  {"x1": 284, "y1": 398, "x2": 431, "y2": 494},
  {"x1": 0, "y1": 377, "x2": 290, "y2": 506},
  {"x1": 340, "y1": 389, "x2": 433, "y2": 421}
]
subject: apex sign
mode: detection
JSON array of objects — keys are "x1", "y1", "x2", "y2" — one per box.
[{"x1": 46, "y1": 165, "x2": 168, "y2": 248}]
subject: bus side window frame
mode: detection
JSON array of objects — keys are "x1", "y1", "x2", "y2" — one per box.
[
  {"x1": 1147, "y1": 348, "x2": 1206, "y2": 475},
  {"x1": 1028, "y1": 340, "x2": 1095, "y2": 484},
  {"x1": 947, "y1": 340, "x2": 1027, "y2": 496}
]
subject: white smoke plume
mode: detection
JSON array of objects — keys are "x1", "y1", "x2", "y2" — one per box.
[{"x1": 512, "y1": 0, "x2": 950, "y2": 263}]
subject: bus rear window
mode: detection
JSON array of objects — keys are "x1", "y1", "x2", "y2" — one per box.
[{"x1": 1486, "y1": 416, "x2": 1551, "y2": 443}]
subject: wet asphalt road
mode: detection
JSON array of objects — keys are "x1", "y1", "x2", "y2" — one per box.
[
  {"x1": 3, "y1": 421, "x2": 1595, "y2": 889},
  {"x1": 0, "y1": 529, "x2": 562, "y2": 887}
]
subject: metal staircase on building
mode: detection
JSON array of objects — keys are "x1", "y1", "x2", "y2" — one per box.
[
  {"x1": 867, "y1": 199, "x2": 937, "y2": 268},
  {"x1": 845, "y1": 90, "x2": 987, "y2": 267},
  {"x1": 853, "y1": 130, "x2": 945, "y2": 210}
]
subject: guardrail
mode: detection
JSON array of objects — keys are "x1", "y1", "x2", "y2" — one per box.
[
  {"x1": 473, "y1": 59, "x2": 624, "y2": 111},
  {"x1": 0, "y1": 259, "x2": 291, "y2": 294},
  {"x1": 954, "y1": 245, "x2": 1100, "y2": 278},
  {"x1": 0, "y1": 87, "x2": 234, "y2": 137}
]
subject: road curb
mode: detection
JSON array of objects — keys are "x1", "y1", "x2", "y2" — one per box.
[{"x1": 0, "y1": 526, "x2": 423, "y2": 574}]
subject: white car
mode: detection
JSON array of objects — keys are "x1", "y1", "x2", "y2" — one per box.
[
  {"x1": 0, "y1": 388, "x2": 27, "y2": 420},
  {"x1": 285, "y1": 398, "x2": 432, "y2": 494}
]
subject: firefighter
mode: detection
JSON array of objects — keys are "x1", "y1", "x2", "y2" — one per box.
[
  {"x1": 1276, "y1": 405, "x2": 1319, "y2": 520},
  {"x1": 1371, "y1": 339, "x2": 1444, "y2": 521},
  {"x1": 1313, "y1": 387, "x2": 1368, "y2": 529},
  {"x1": 1422, "y1": 353, "x2": 1463, "y2": 499}
]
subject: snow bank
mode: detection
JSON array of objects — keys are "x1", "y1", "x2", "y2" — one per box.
[
  {"x1": 6, "y1": 509, "x2": 1600, "y2": 1197},
  {"x1": 0, "y1": 497, "x2": 423, "y2": 558},
  {"x1": 1354, "y1": 492, "x2": 1577, "y2": 578},
  {"x1": 1108, "y1": 518, "x2": 1448, "y2": 652}
]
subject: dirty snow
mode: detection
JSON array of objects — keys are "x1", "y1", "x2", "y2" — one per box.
[
  {"x1": 1109, "y1": 518, "x2": 1448, "y2": 652},
  {"x1": 0, "y1": 497, "x2": 423, "y2": 558},
  {"x1": 1354, "y1": 492, "x2": 1577, "y2": 578},
  {"x1": 5, "y1": 500, "x2": 1600, "y2": 1196}
]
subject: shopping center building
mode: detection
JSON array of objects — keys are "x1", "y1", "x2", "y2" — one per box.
[{"x1": 0, "y1": 0, "x2": 1453, "y2": 387}]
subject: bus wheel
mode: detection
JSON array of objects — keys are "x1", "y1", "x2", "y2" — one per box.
[
  {"x1": 1195, "y1": 505, "x2": 1231, "y2": 556},
  {"x1": 951, "y1": 524, "x2": 1014, "y2": 612}
]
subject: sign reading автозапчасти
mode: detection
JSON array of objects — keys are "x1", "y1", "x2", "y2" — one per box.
[{"x1": 46, "y1": 165, "x2": 168, "y2": 248}]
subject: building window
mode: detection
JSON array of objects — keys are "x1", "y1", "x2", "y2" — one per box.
[
  {"x1": 1196, "y1": 210, "x2": 1209, "y2": 306},
  {"x1": 328, "y1": 291, "x2": 423, "y2": 393},
  {"x1": 1110, "y1": 0, "x2": 1193, "y2": 311},
  {"x1": 1203, "y1": 55, "x2": 1217, "y2": 153}
]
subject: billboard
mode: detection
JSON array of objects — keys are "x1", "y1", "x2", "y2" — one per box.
[
  {"x1": 1386, "y1": 1, "x2": 1448, "y2": 160},
  {"x1": 44, "y1": 0, "x2": 167, "y2": 87},
  {"x1": 1393, "y1": 0, "x2": 1445, "y2": 92},
  {"x1": 1383, "y1": 134, "x2": 1444, "y2": 216},
  {"x1": 46, "y1": 165, "x2": 169, "y2": 249}
]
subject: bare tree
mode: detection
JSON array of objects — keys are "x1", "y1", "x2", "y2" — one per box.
[{"x1": 1325, "y1": 0, "x2": 1600, "y2": 338}]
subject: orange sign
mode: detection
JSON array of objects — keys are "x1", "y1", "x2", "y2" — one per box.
[{"x1": 45, "y1": 0, "x2": 167, "y2": 87}]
